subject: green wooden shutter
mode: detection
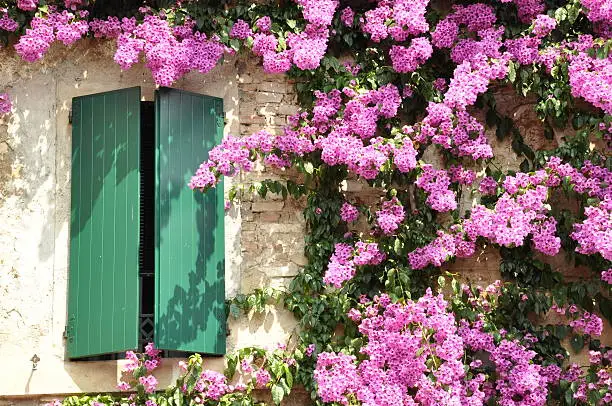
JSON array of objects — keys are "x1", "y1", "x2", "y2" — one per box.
[
  {"x1": 154, "y1": 88, "x2": 225, "y2": 354},
  {"x1": 67, "y1": 87, "x2": 141, "y2": 358}
]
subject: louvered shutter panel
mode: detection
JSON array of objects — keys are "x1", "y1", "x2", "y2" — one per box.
[
  {"x1": 67, "y1": 87, "x2": 141, "y2": 358},
  {"x1": 154, "y1": 87, "x2": 226, "y2": 354}
]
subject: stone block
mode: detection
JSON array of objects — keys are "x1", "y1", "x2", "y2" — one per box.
[
  {"x1": 257, "y1": 81, "x2": 288, "y2": 93},
  {"x1": 251, "y1": 201, "x2": 285, "y2": 212},
  {"x1": 278, "y1": 104, "x2": 299, "y2": 116},
  {"x1": 256, "y1": 92, "x2": 284, "y2": 103},
  {"x1": 240, "y1": 115, "x2": 266, "y2": 125}
]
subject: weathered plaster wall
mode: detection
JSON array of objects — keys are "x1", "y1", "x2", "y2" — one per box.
[{"x1": 0, "y1": 40, "x2": 303, "y2": 398}]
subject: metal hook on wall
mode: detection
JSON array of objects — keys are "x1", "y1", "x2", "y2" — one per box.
[{"x1": 30, "y1": 354, "x2": 40, "y2": 370}]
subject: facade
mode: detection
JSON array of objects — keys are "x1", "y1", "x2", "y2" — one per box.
[
  {"x1": 0, "y1": 40, "x2": 304, "y2": 400},
  {"x1": 0, "y1": 39, "x2": 610, "y2": 403}
]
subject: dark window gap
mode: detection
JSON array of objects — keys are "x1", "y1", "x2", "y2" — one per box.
[{"x1": 139, "y1": 101, "x2": 156, "y2": 352}]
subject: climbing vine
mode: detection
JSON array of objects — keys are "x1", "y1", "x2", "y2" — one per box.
[{"x1": 1, "y1": 0, "x2": 611, "y2": 404}]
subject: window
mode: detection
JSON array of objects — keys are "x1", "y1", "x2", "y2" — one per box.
[{"x1": 66, "y1": 87, "x2": 226, "y2": 359}]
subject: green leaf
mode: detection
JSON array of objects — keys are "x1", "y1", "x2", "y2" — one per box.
[
  {"x1": 174, "y1": 388, "x2": 183, "y2": 406},
  {"x1": 286, "y1": 19, "x2": 296, "y2": 29},
  {"x1": 570, "y1": 334, "x2": 584, "y2": 353},
  {"x1": 284, "y1": 364, "x2": 294, "y2": 387},
  {"x1": 303, "y1": 162, "x2": 314, "y2": 174},
  {"x1": 229, "y1": 303, "x2": 241, "y2": 319},
  {"x1": 271, "y1": 384, "x2": 285, "y2": 405},
  {"x1": 507, "y1": 61, "x2": 516, "y2": 83}
]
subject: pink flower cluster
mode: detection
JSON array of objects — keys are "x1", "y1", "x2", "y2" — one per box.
[
  {"x1": 409, "y1": 157, "x2": 611, "y2": 270},
  {"x1": 479, "y1": 176, "x2": 498, "y2": 195},
  {"x1": 432, "y1": 3, "x2": 498, "y2": 50},
  {"x1": 250, "y1": 0, "x2": 338, "y2": 73},
  {"x1": 340, "y1": 202, "x2": 359, "y2": 222},
  {"x1": 255, "y1": 16, "x2": 271, "y2": 33},
  {"x1": 17, "y1": 0, "x2": 38, "y2": 11},
  {"x1": 0, "y1": 13, "x2": 18, "y2": 31},
  {"x1": 416, "y1": 104, "x2": 494, "y2": 160},
  {"x1": 389, "y1": 37, "x2": 433, "y2": 73},
  {"x1": 15, "y1": 10, "x2": 89, "y2": 62},
  {"x1": 117, "y1": 342, "x2": 161, "y2": 393},
  {"x1": 445, "y1": 54, "x2": 509, "y2": 110},
  {"x1": 191, "y1": 85, "x2": 406, "y2": 190},
  {"x1": 565, "y1": 357, "x2": 612, "y2": 403},
  {"x1": 323, "y1": 242, "x2": 385, "y2": 288},
  {"x1": 571, "y1": 197, "x2": 612, "y2": 260},
  {"x1": 602, "y1": 268, "x2": 612, "y2": 284},
  {"x1": 362, "y1": 0, "x2": 430, "y2": 43},
  {"x1": 375, "y1": 197, "x2": 405, "y2": 235},
  {"x1": 568, "y1": 49, "x2": 612, "y2": 115},
  {"x1": 409, "y1": 229, "x2": 475, "y2": 269},
  {"x1": 532, "y1": 14, "x2": 557, "y2": 37},
  {"x1": 114, "y1": 16, "x2": 225, "y2": 86},
  {"x1": 340, "y1": 7, "x2": 354, "y2": 26},
  {"x1": 0, "y1": 93, "x2": 11, "y2": 115},
  {"x1": 229, "y1": 19, "x2": 253, "y2": 40},
  {"x1": 569, "y1": 311, "x2": 604, "y2": 336},
  {"x1": 314, "y1": 290, "x2": 561, "y2": 406},
  {"x1": 415, "y1": 164, "x2": 457, "y2": 212},
  {"x1": 580, "y1": 0, "x2": 612, "y2": 24}
]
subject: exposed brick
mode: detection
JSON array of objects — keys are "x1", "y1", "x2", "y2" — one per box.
[{"x1": 259, "y1": 212, "x2": 281, "y2": 222}]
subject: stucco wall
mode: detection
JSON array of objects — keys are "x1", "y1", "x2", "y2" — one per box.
[{"x1": 0, "y1": 40, "x2": 303, "y2": 398}]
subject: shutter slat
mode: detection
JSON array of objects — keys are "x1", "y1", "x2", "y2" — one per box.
[
  {"x1": 154, "y1": 88, "x2": 226, "y2": 354},
  {"x1": 68, "y1": 87, "x2": 141, "y2": 358}
]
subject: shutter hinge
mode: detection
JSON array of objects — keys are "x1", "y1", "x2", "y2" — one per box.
[
  {"x1": 68, "y1": 108, "x2": 73, "y2": 124},
  {"x1": 64, "y1": 316, "x2": 75, "y2": 343}
]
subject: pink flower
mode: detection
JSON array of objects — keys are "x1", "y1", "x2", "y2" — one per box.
[
  {"x1": 229, "y1": 19, "x2": 252, "y2": 40},
  {"x1": 139, "y1": 375, "x2": 158, "y2": 394},
  {"x1": 255, "y1": 16, "x2": 271, "y2": 33},
  {"x1": 0, "y1": 93, "x2": 11, "y2": 115},
  {"x1": 17, "y1": 0, "x2": 38, "y2": 11},
  {"x1": 340, "y1": 7, "x2": 354, "y2": 26},
  {"x1": 117, "y1": 381, "x2": 131, "y2": 391},
  {"x1": 255, "y1": 369, "x2": 271, "y2": 388},
  {"x1": 144, "y1": 342, "x2": 161, "y2": 358},
  {"x1": 340, "y1": 202, "x2": 359, "y2": 222}
]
